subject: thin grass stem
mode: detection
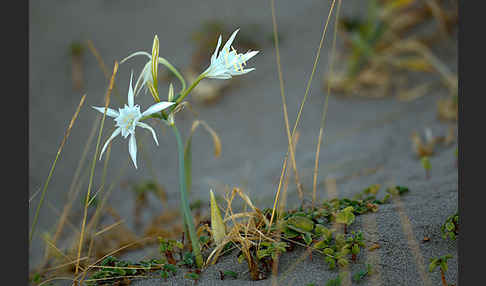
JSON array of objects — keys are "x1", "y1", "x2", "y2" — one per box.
[
  {"x1": 29, "y1": 94, "x2": 86, "y2": 244},
  {"x1": 74, "y1": 62, "x2": 118, "y2": 276}
]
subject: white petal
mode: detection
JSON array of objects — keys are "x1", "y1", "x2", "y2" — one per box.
[
  {"x1": 128, "y1": 71, "x2": 134, "y2": 107},
  {"x1": 141, "y1": 101, "x2": 175, "y2": 117},
  {"x1": 99, "y1": 128, "x2": 121, "y2": 160},
  {"x1": 134, "y1": 62, "x2": 151, "y2": 97},
  {"x1": 211, "y1": 35, "x2": 222, "y2": 63},
  {"x1": 129, "y1": 134, "x2": 138, "y2": 169},
  {"x1": 222, "y1": 28, "x2": 240, "y2": 54},
  {"x1": 120, "y1": 51, "x2": 151, "y2": 64},
  {"x1": 231, "y1": 68, "x2": 255, "y2": 76},
  {"x1": 137, "y1": 122, "x2": 158, "y2": 146},
  {"x1": 92, "y1": 106, "x2": 119, "y2": 118},
  {"x1": 242, "y1": 50, "x2": 259, "y2": 62}
]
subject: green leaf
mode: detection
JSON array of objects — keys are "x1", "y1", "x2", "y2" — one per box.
[
  {"x1": 325, "y1": 274, "x2": 342, "y2": 286},
  {"x1": 303, "y1": 232, "x2": 313, "y2": 245},
  {"x1": 440, "y1": 261, "x2": 448, "y2": 273},
  {"x1": 314, "y1": 240, "x2": 328, "y2": 250},
  {"x1": 163, "y1": 263, "x2": 178, "y2": 274},
  {"x1": 222, "y1": 270, "x2": 238, "y2": 279},
  {"x1": 445, "y1": 222, "x2": 455, "y2": 232},
  {"x1": 323, "y1": 248, "x2": 335, "y2": 256},
  {"x1": 238, "y1": 254, "x2": 245, "y2": 264},
  {"x1": 184, "y1": 135, "x2": 192, "y2": 193},
  {"x1": 257, "y1": 249, "x2": 269, "y2": 260},
  {"x1": 287, "y1": 216, "x2": 315, "y2": 232},
  {"x1": 338, "y1": 258, "x2": 349, "y2": 267},
  {"x1": 352, "y1": 244, "x2": 360, "y2": 255},
  {"x1": 336, "y1": 208, "x2": 355, "y2": 225},
  {"x1": 429, "y1": 259, "x2": 439, "y2": 272},
  {"x1": 184, "y1": 272, "x2": 200, "y2": 280},
  {"x1": 160, "y1": 270, "x2": 169, "y2": 279}
]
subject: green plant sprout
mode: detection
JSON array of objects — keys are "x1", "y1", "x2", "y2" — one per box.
[
  {"x1": 184, "y1": 271, "x2": 200, "y2": 282},
  {"x1": 93, "y1": 29, "x2": 258, "y2": 268},
  {"x1": 346, "y1": 231, "x2": 365, "y2": 262},
  {"x1": 441, "y1": 212, "x2": 458, "y2": 240},
  {"x1": 86, "y1": 256, "x2": 166, "y2": 286},
  {"x1": 158, "y1": 237, "x2": 184, "y2": 265},
  {"x1": 335, "y1": 206, "x2": 355, "y2": 234},
  {"x1": 352, "y1": 264, "x2": 373, "y2": 283},
  {"x1": 219, "y1": 270, "x2": 238, "y2": 280},
  {"x1": 429, "y1": 254, "x2": 453, "y2": 286},
  {"x1": 421, "y1": 156, "x2": 431, "y2": 179},
  {"x1": 256, "y1": 241, "x2": 289, "y2": 261}
]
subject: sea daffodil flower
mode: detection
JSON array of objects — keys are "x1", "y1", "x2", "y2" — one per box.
[
  {"x1": 202, "y1": 28, "x2": 259, "y2": 79},
  {"x1": 121, "y1": 35, "x2": 186, "y2": 97},
  {"x1": 92, "y1": 72, "x2": 175, "y2": 168}
]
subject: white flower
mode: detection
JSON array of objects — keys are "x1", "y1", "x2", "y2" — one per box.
[
  {"x1": 120, "y1": 35, "x2": 161, "y2": 96},
  {"x1": 203, "y1": 28, "x2": 259, "y2": 79},
  {"x1": 92, "y1": 72, "x2": 175, "y2": 169}
]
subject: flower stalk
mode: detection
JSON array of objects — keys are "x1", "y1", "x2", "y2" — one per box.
[{"x1": 171, "y1": 124, "x2": 203, "y2": 268}]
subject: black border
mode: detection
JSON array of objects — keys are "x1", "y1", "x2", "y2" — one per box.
[
  {"x1": 459, "y1": 0, "x2": 484, "y2": 285},
  {"x1": 7, "y1": 0, "x2": 28, "y2": 284}
]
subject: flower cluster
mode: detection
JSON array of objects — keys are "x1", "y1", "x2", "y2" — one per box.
[{"x1": 93, "y1": 28, "x2": 258, "y2": 169}]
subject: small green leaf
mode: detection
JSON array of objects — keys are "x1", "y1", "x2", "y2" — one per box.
[
  {"x1": 429, "y1": 259, "x2": 439, "y2": 272},
  {"x1": 184, "y1": 272, "x2": 200, "y2": 280},
  {"x1": 338, "y1": 258, "x2": 349, "y2": 267},
  {"x1": 222, "y1": 270, "x2": 238, "y2": 279},
  {"x1": 314, "y1": 240, "x2": 328, "y2": 250},
  {"x1": 160, "y1": 270, "x2": 169, "y2": 279},
  {"x1": 303, "y1": 232, "x2": 313, "y2": 245},
  {"x1": 287, "y1": 216, "x2": 315, "y2": 232},
  {"x1": 323, "y1": 248, "x2": 335, "y2": 256},
  {"x1": 163, "y1": 263, "x2": 178, "y2": 274}
]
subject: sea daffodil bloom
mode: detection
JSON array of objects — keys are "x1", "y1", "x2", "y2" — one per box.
[
  {"x1": 202, "y1": 28, "x2": 259, "y2": 80},
  {"x1": 92, "y1": 72, "x2": 175, "y2": 169},
  {"x1": 120, "y1": 36, "x2": 160, "y2": 97},
  {"x1": 121, "y1": 35, "x2": 186, "y2": 98}
]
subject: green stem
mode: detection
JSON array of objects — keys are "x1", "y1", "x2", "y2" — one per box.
[
  {"x1": 171, "y1": 124, "x2": 203, "y2": 268},
  {"x1": 158, "y1": 57, "x2": 187, "y2": 93},
  {"x1": 174, "y1": 73, "x2": 206, "y2": 105}
]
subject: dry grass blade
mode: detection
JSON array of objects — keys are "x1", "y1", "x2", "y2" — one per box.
[
  {"x1": 269, "y1": 0, "x2": 303, "y2": 201},
  {"x1": 94, "y1": 220, "x2": 125, "y2": 237},
  {"x1": 74, "y1": 61, "x2": 118, "y2": 276},
  {"x1": 29, "y1": 94, "x2": 87, "y2": 244},
  {"x1": 189, "y1": 120, "x2": 222, "y2": 157},
  {"x1": 312, "y1": 0, "x2": 341, "y2": 209},
  {"x1": 86, "y1": 40, "x2": 123, "y2": 104},
  {"x1": 269, "y1": 0, "x2": 337, "y2": 232}
]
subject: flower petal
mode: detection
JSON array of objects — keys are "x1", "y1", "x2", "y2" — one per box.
[
  {"x1": 222, "y1": 28, "x2": 240, "y2": 54},
  {"x1": 134, "y1": 62, "x2": 151, "y2": 97},
  {"x1": 99, "y1": 128, "x2": 121, "y2": 160},
  {"x1": 137, "y1": 122, "x2": 159, "y2": 146},
  {"x1": 129, "y1": 134, "x2": 138, "y2": 169},
  {"x1": 92, "y1": 106, "x2": 119, "y2": 118},
  {"x1": 128, "y1": 71, "x2": 134, "y2": 107},
  {"x1": 120, "y1": 51, "x2": 151, "y2": 64},
  {"x1": 211, "y1": 35, "x2": 222, "y2": 63},
  {"x1": 141, "y1": 101, "x2": 175, "y2": 117}
]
